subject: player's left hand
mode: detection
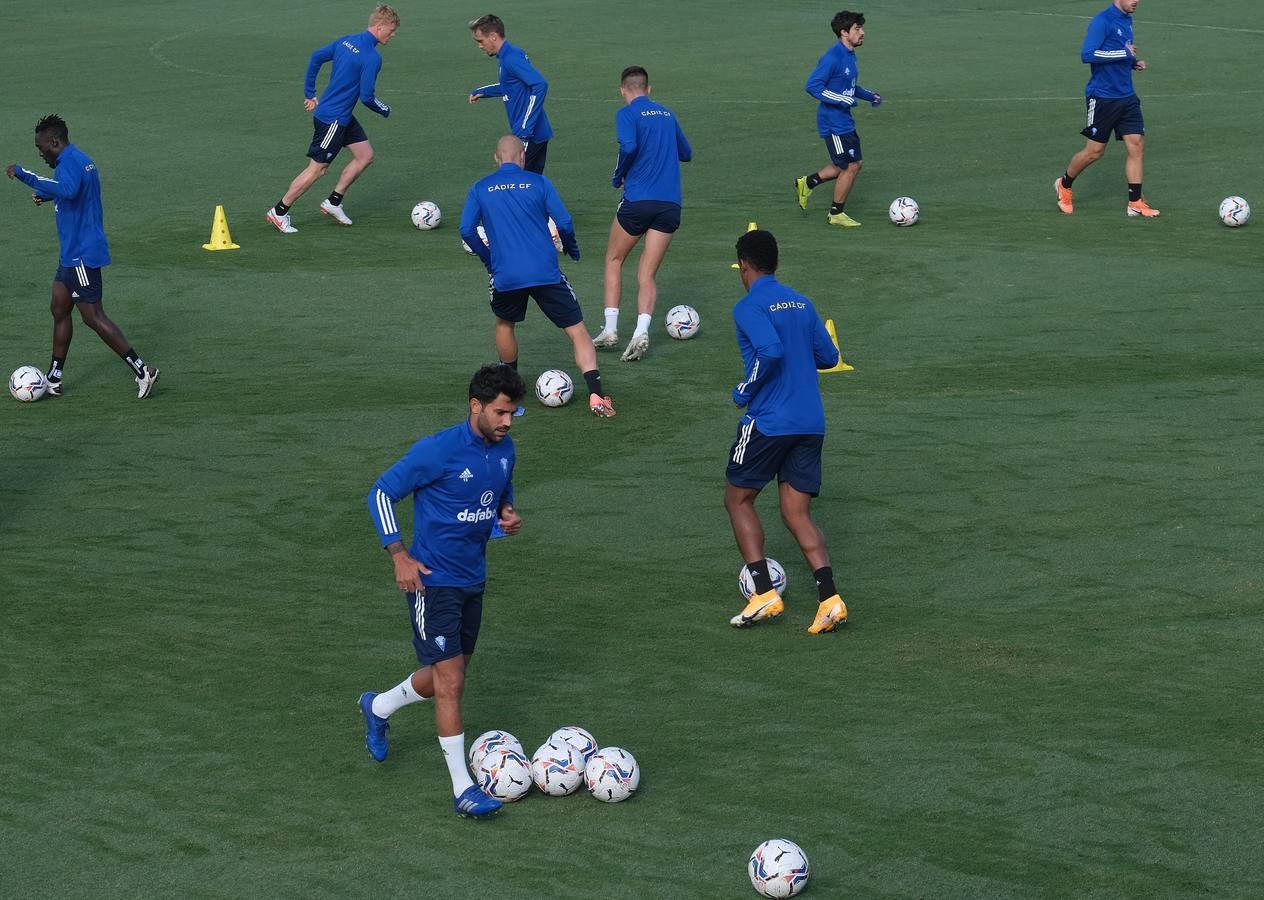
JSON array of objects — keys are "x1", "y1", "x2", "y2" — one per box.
[
  {"x1": 611, "y1": 176, "x2": 623, "y2": 189},
  {"x1": 4, "y1": 164, "x2": 17, "y2": 179},
  {"x1": 304, "y1": 96, "x2": 318, "y2": 112},
  {"x1": 1133, "y1": 60, "x2": 1147, "y2": 71},
  {"x1": 468, "y1": 93, "x2": 484, "y2": 104},
  {"x1": 498, "y1": 504, "x2": 522, "y2": 535},
  {"x1": 871, "y1": 93, "x2": 883, "y2": 107},
  {"x1": 567, "y1": 246, "x2": 581, "y2": 262},
  {"x1": 32, "y1": 194, "x2": 45, "y2": 205},
  {"x1": 732, "y1": 387, "x2": 748, "y2": 407}
]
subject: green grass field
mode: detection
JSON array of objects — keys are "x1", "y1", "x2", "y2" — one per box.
[{"x1": 2, "y1": 0, "x2": 1262, "y2": 896}]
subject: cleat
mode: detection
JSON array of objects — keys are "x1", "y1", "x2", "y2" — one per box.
[
  {"x1": 135, "y1": 366, "x2": 160, "y2": 399},
  {"x1": 1054, "y1": 177, "x2": 1074, "y2": 214},
  {"x1": 320, "y1": 199, "x2": 353, "y2": 226},
  {"x1": 454, "y1": 784, "x2": 502, "y2": 819},
  {"x1": 589, "y1": 393, "x2": 616, "y2": 418},
  {"x1": 795, "y1": 176, "x2": 811, "y2": 210},
  {"x1": 358, "y1": 692, "x2": 390, "y2": 762},
  {"x1": 826, "y1": 211, "x2": 861, "y2": 227},
  {"x1": 730, "y1": 590, "x2": 785, "y2": 627},
  {"x1": 807, "y1": 594, "x2": 849, "y2": 634},
  {"x1": 1126, "y1": 198, "x2": 1160, "y2": 218},
  {"x1": 45, "y1": 379, "x2": 63, "y2": 397},
  {"x1": 267, "y1": 208, "x2": 298, "y2": 233},
  {"x1": 592, "y1": 329, "x2": 619, "y2": 350},
  {"x1": 620, "y1": 333, "x2": 649, "y2": 362}
]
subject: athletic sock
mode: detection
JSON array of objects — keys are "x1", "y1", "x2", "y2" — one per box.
[
  {"x1": 633, "y1": 313, "x2": 652, "y2": 338},
  {"x1": 1062, "y1": 173, "x2": 1075, "y2": 189},
  {"x1": 814, "y1": 566, "x2": 838, "y2": 602},
  {"x1": 499, "y1": 358, "x2": 518, "y2": 371},
  {"x1": 747, "y1": 559, "x2": 774, "y2": 595},
  {"x1": 372, "y1": 675, "x2": 427, "y2": 718},
  {"x1": 123, "y1": 350, "x2": 145, "y2": 378},
  {"x1": 603, "y1": 307, "x2": 619, "y2": 334},
  {"x1": 829, "y1": 202, "x2": 846, "y2": 216},
  {"x1": 806, "y1": 173, "x2": 823, "y2": 189},
  {"x1": 274, "y1": 201, "x2": 291, "y2": 216},
  {"x1": 48, "y1": 358, "x2": 64, "y2": 382},
  {"x1": 583, "y1": 369, "x2": 603, "y2": 397},
  {"x1": 1128, "y1": 183, "x2": 1143, "y2": 202},
  {"x1": 439, "y1": 733, "x2": 475, "y2": 796},
  {"x1": 328, "y1": 190, "x2": 345, "y2": 206}
]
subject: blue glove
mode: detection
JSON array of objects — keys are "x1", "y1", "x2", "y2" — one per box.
[
  {"x1": 567, "y1": 246, "x2": 581, "y2": 262},
  {"x1": 732, "y1": 387, "x2": 748, "y2": 407},
  {"x1": 870, "y1": 93, "x2": 882, "y2": 108},
  {"x1": 611, "y1": 176, "x2": 622, "y2": 189}
]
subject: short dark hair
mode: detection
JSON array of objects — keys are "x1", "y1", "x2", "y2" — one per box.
[
  {"x1": 736, "y1": 230, "x2": 778, "y2": 274},
  {"x1": 35, "y1": 113, "x2": 69, "y2": 144},
  {"x1": 469, "y1": 13, "x2": 505, "y2": 35},
  {"x1": 469, "y1": 363, "x2": 525, "y2": 404},
  {"x1": 620, "y1": 66, "x2": 649, "y2": 92},
  {"x1": 831, "y1": 10, "x2": 865, "y2": 36}
]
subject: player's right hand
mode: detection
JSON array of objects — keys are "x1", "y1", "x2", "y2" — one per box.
[
  {"x1": 468, "y1": 93, "x2": 484, "y2": 104},
  {"x1": 4, "y1": 164, "x2": 17, "y2": 179},
  {"x1": 304, "y1": 97, "x2": 318, "y2": 112},
  {"x1": 32, "y1": 194, "x2": 44, "y2": 205},
  {"x1": 871, "y1": 93, "x2": 883, "y2": 107},
  {"x1": 391, "y1": 549, "x2": 432, "y2": 592}
]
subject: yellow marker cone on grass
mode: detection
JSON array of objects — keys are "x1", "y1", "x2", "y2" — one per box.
[
  {"x1": 730, "y1": 221, "x2": 758, "y2": 268},
  {"x1": 819, "y1": 318, "x2": 854, "y2": 372},
  {"x1": 202, "y1": 205, "x2": 240, "y2": 251}
]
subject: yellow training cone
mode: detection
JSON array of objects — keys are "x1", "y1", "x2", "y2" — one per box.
[
  {"x1": 731, "y1": 221, "x2": 759, "y2": 268},
  {"x1": 819, "y1": 318, "x2": 854, "y2": 372},
  {"x1": 202, "y1": 205, "x2": 240, "y2": 251}
]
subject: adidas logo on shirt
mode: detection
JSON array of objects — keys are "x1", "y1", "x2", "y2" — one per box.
[{"x1": 460, "y1": 468, "x2": 474, "y2": 481}]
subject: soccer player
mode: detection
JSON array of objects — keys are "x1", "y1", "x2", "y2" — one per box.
[
  {"x1": 460, "y1": 135, "x2": 616, "y2": 418},
  {"x1": 1054, "y1": 0, "x2": 1159, "y2": 217},
  {"x1": 592, "y1": 66, "x2": 693, "y2": 363},
  {"x1": 467, "y1": 14, "x2": 553, "y2": 174},
  {"x1": 794, "y1": 11, "x2": 882, "y2": 227},
  {"x1": 266, "y1": 4, "x2": 399, "y2": 233},
  {"x1": 6, "y1": 115, "x2": 159, "y2": 399},
  {"x1": 724, "y1": 230, "x2": 848, "y2": 635},
  {"x1": 360, "y1": 364, "x2": 526, "y2": 819}
]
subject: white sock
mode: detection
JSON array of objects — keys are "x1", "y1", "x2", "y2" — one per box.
[
  {"x1": 372, "y1": 675, "x2": 426, "y2": 718},
  {"x1": 439, "y1": 732, "x2": 475, "y2": 796},
  {"x1": 604, "y1": 307, "x2": 619, "y2": 333},
  {"x1": 633, "y1": 313, "x2": 652, "y2": 338}
]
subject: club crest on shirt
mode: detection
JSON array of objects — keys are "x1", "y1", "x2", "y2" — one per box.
[{"x1": 435, "y1": 635, "x2": 446, "y2": 651}]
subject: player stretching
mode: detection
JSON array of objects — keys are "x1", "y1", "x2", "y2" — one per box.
[
  {"x1": 361, "y1": 364, "x2": 526, "y2": 819},
  {"x1": 6, "y1": 115, "x2": 158, "y2": 399},
  {"x1": 794, "y1": 10, "x2": 882, "y2": 227},
  {"x1": 725, "y1": 231, "x2": 848, "y2": 634},
  {"x1": 592, "y1": 66, "x2": 693, "y2": 363},
  {"x1": 460, "y1": 135, "x2": 616, "y2": 418},
  {"x1": 266, "y1": 4, "x2": 399, "y2": 233},
  {"x1": 1054, "y1": 0, "x2": 1158, "y2": 217},
  {"x1": 468, "y1": 14, "x2": 553, "y2": 174}
]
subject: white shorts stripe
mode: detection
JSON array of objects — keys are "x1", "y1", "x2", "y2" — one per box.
[
  {"x1": 1086, "y1": 98, "x2": 1097, "y2": 128},
  {"x1": 832, "y1": 134, "x2": 844, "y2": 156},
  {"x1": 76, "y1": 264, "x2": 89, "y2": 287},
  {"x1": 732, "y1": 419, "x2": 756, "y2": 465},
  {"x1": 415, "y1": 592, "x2": 426, "y2": 640},
  {"x1": 319, "y1": 121, "x2": 339, "y2": 150}
]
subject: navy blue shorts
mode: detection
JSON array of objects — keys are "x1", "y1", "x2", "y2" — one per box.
[
  {"x1": 824, "y1": 132, "x2": 862, "y2": 168},
  {"x1": 308, "y1": 115, "x2": 368, "y2": 163},
  {"x1": 407, "y1": 585, "x2": 484, "y2": 665},
  {"x1": 491, "y1": 275, "x2": 584, "y2": 329},
  {"x1": 1081, "y1": 95, "x2": 1144, "y2": 142},
  {"x1": 726, "y1": 419, "x2": 824, "y2": 496},
  {"x1": 55, "y1": 264, "x2": 103, "y2": 303},
  {"x1": 616, "y1": 199, "x2": 681, "y2": 236},
  {"x1": 524, "y1": 140, "x2": 548, "y2": 174}
]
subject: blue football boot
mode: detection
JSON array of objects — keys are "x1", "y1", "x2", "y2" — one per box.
[
  {"x1": 454, "y1": 785, "x2": 503, "y2": 819},
  {"x1": 358, "y1": 692, "x2": 389, "y2": 762}
]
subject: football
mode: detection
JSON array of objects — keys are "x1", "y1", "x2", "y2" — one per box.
[
  {"x1": 410, "y1": 201, "x2": 441, "y2": 230},
  {"x1": 1219, "y1": 196, "x2": 1250, "y2": 227},
  {"x1": 748, "y1": 839, "x2": 810, "y2": 898},
  {"x1": 530, "y1": 740, "x2": 585, "y2": 796},
  {"x1": 535, "y1": 369, "x2": 574, "y2": 407},
  {"x1": 550, "y1": 725, "x2": 598, "y2": 765},
  {"x1": 888, "y1": 196, "x2": 919, "y2": 226},
  {"x1": 9, "y1": 365, "x2": 47, "y2": 402},
  {"x1": 738, "y1": 558, "x2": 787, "y2": 600},
  {"x1": 584, "y1": 746, "x2": 640, "y2": 803},
  {"x1": 664, "y1": 304, "x2": 700, "y2": 340},
  {"x1": 468, "y1": 729, "x2": 525, "y2": 773},
  {"x1": 475, "y1": 747, "x2": 533, "y2": 802}
]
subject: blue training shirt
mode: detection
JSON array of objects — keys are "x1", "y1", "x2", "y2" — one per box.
[
  {"x1": 471, "y1": 41, "x2": 552, "y2": 143},
  {"x1": 459, "y1": 162, "x2": 578, "y2": 291},
  {"x1": 368, "y1": 420, "x2": 515, "y2": 589},
  {"x1": 612, "y1": 95, "x2": 692, "y2": 205},
  {"x1": 1082, "y1": 4, "x2": 1138, "y2": 99},
  {"x1": 805, "y1": 41, "x2": 876, "y2": 138},
  {"x1": 305, "y1": 31, "x2": 390, "y2": 125},
  {"x1": 12, "y1": 144, "x2": 111, "y2": 268},
  {"x1": 732, "y1": 274, "x2": 838, "y2": 436}
]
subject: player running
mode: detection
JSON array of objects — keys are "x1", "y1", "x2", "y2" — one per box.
[
  {"x1": 360, "y1": 364, "x2": 526, "y2": 819},
  {"x1": 794, "y1": 10, "x2": 882, "y2": 227},
  {"x1": 6, "y1": 114, "x2": 159, "y2": 399},
  {"x1": 467, "y1": 14, "x2": 553, "y2": 174},
  {"x1": 724, "y1": 230, "x2": 848, "y2": 634},
  {"x1": 266, "y1": 4, "x2": 399, "y2": 233},
  {"x1": 592, "y1": 66, "x2": 693, "y2": 363},
  {"x1": 460, "y1": 135, "x2": 615, "y2": 418},
  {"x1": 1054, "y1": 0, "x2": 1159, "y2": 217}
]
